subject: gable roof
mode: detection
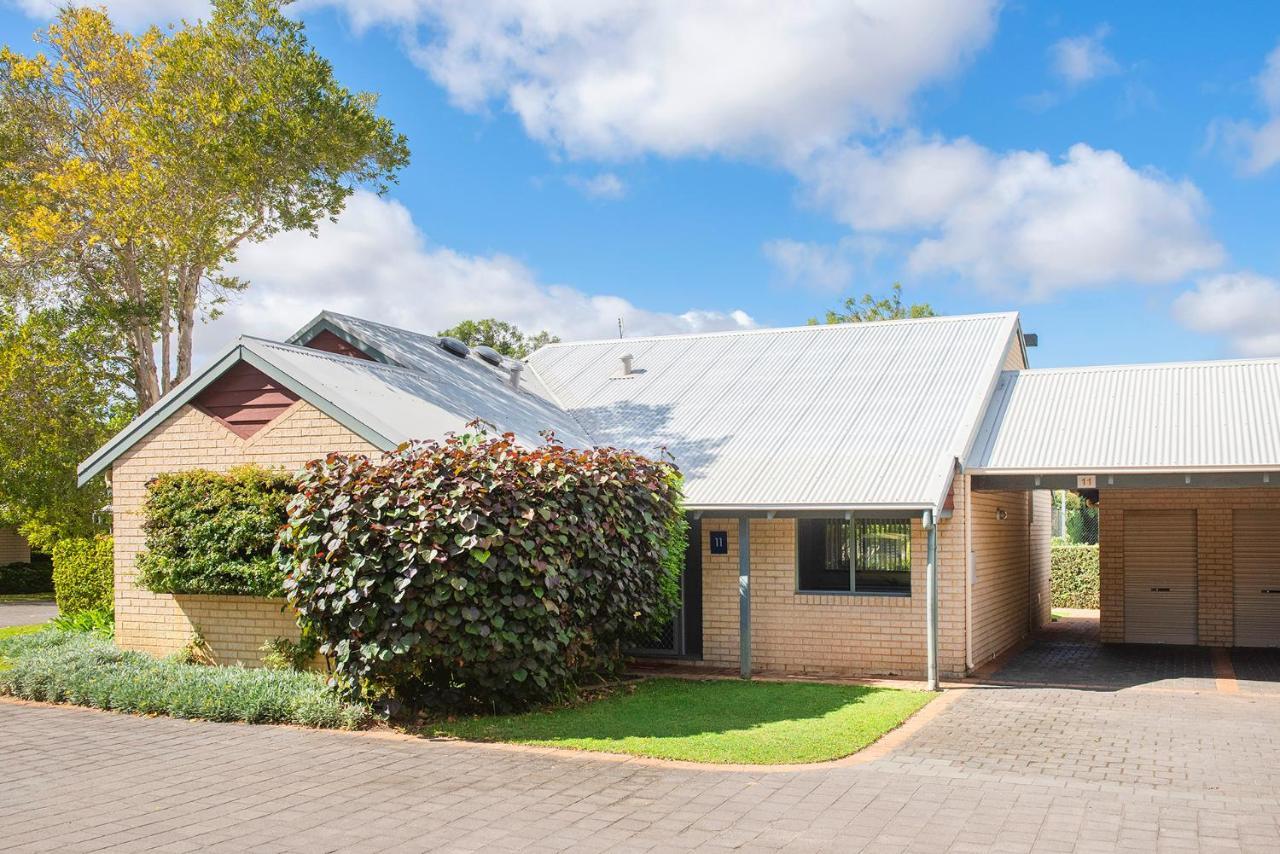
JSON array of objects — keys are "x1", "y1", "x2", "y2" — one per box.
[
  {"x1": 77, "y1": 336, "x2": 592, "y2": 486},
  {"x1": 968, "y1": 358, "x2": 1280, "y2": 474},
  {"x1": 527, "y1": 313, "x2": 1023, "y2": 510}
]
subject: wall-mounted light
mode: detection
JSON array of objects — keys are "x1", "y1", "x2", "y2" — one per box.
[{"x1": 995, "y1": 508, "x2": 1008, "y2": 521}]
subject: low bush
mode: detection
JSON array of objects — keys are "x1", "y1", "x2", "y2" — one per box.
[
  {"x1": 52, "y1": 537, "x2": 113, "y2": 614},
  {"x1": 1052, "y1": 543, "x2": 1099, "y2": 609},
  {"x1": 50, "y1": 606, "x2": 114, "y2": 638},
  {"x1": 137, "y1": 467, "x2": 296, "y2": 597},
  {"x1": 280, "y1": 428, "x2": 687, "y2": 713},
  {"x1": 0, "y1": 554, "x2": 53, "y2": 594},
  {"x1": 0, "y1": 630, "x2": 368, "y2": 729}
]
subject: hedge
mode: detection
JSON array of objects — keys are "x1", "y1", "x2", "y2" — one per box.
[
  {"x1": 279, "y1": 428, "x2": 687, "y2": 713},
  {"x1": 52, "y1": 537, "x2": 113, "y2": 613},
  {"x1": 137, "y1": 467, "x2": 296, "y2": 597},
  {"x1": 0, "y1": 629, "x2": 367, "y2": 729},
  {"x1": 0, "y1": 553, "x2": 53, "y2": 594},
  {"x1": 1051, "y1": 543, "x2": 1099, "y2": 609}
]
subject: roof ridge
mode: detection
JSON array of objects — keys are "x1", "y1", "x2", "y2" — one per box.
[
  {"x1": 536, "y1": 311, "x2": 1020, "y2": 349},
  {"x1": 1012, "y1": 355, "x2": 1280, "y2": 376}
]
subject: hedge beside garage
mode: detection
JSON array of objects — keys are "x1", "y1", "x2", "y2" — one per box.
[
  {"x1": 1051, "y1": 543, "x2": 1099, "y2": 609},
  {"x1": 51, "y1": 537, "x2": 113, "y2": 614}
]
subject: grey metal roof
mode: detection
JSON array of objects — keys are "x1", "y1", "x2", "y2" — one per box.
[
  {"x1": 527, "y1": 313, "x2": 1022, "y2": 510},
  {"x1": 969, "y1": 359, "x2": 1280, "y2": 474},
  {"x1": 77, "y1": 336, "x2": 592, "y2": 486},
  {"x1": 288, "y1": 311, "x2": 563, "y2": 405}
]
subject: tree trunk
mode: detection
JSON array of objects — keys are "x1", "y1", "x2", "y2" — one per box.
[
  {"x1": 175, "y1": 266, "x2": 201, "y2": 384},
  {"x1": 131, "y1": 322, "x2": 162, "y2": 412}
]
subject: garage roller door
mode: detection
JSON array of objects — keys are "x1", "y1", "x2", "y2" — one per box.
[
  {"x1": 1124, "y1": 510, "x2": 1197, "y2": 645},
  {"x1": 1234, "y1": 510, "x2": 1280, "y2": 648}
]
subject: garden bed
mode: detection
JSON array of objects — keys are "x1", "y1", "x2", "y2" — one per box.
[{"x1": 425, "y1": 678, "x2": 934, "y2": 765}]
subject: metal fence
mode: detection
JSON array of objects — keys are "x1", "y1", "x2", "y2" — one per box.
[{"x1": 1051, "y1": 490, "x2": 1099, "y2": 544}]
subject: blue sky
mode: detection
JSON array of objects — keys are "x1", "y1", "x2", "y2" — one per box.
[{"x1": 5, "y1": 1, "x2": 1280, "y2": 368}]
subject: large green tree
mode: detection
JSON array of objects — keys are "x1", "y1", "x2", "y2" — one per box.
[
  {"x1": 810, "y1": 283, "x2": 936, "y2": 325},
  {"x1": 0, "y1": 0, "x2": 409, "y2": 410},
  {"x1": 438, "y1": 318, "x2": 560, "y2": 359},
  {"x1": 0, "y1": 302, "x2": 131, "y2": 549}
]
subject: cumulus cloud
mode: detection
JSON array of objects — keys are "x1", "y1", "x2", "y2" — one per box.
[
  {"x1": 1049, "y1": 26, "x2": 1120, "y2": 86},
  {"x1": 1213, "y1": 41, "x2": 1280, "y2": 174},
  {"x1": 1172, "y1": 272, "x2": 1280, "y2": 356},
  {"x1": 794, "y1": 137, "x2": 1222, "y2": 297},
  {"x1": 194, "y1": 191, "x2": 753, "y2": 362},
  {"x1": 566, "y1": 172, "x2": 627, "y2": 200},
  {"x1": 313, "y1": 0, "x2": 998, "y2": 160},
  {"x1": 10, "y1": 0, "x2": 208, "y2": 25}
]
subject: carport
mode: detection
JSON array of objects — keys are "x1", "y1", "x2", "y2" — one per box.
[{"x1": 967, "y1": 358, "x2": 1280, "y2": 648}]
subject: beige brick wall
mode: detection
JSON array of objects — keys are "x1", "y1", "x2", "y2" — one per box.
[
  {"x1": 1099, "y1": 488, "x2": 1280, "y2": 645},
  {"x1": 111, "y1": 400, "x2": 377, "y2": 665},
  {"x1": 695, "y1": 476, "x2": 969, "y2": 679},
  {"x1": 967, "y1": 488, "x2": 1051, "y2": 666},
  {"x1": 0, "y1": 526, "x2": 31, "y2": 565}
]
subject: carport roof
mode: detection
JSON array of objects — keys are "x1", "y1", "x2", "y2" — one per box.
[{"x1": 968, "y1": 358, "x2": 1280, "y2": 474}]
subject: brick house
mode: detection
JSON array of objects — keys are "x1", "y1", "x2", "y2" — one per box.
[
  {"x1": 0, "y1": 526, "x2": 31, "y2": 565},
  {"x1": 78, "y1": 311, "x2": 1280, "y2": 683}
]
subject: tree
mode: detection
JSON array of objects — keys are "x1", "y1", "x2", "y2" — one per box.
[
  {"x1": 0, "y1": 1, "x2": 409, "y2": 411},
  {"x1": 437, "y1": 318, "x2": 561, "y2": 359},
  {"x1": 809, "y1": 283, "x2": 936, "y2": 325},
  {"x1": 0, "y1": 303, "x2": 132, "y2": 549}
]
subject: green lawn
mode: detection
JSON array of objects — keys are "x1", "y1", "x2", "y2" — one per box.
[
  {"x1": 0, "y1": 624, "x2": 44, "y2": 642},
  {"x1": 427, "y1": 678, "x2": 934, "y2": 765}
]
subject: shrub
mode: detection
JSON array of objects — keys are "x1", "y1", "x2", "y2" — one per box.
[
  {"x1": 0, "y1": 630, "x2": 368, "y2": 729},
  {"x1": 279, "y1": 428, "x2": 686, "y2": 713},
  {"x1": 1052, "y1": 543, "x2": 1099, "y2": 609},
  {"x1": 52, "y1": 537, "x2": 113, "y2": 613},
  {"x1": 50, "y1": 605, "x2": 115, "y2": 638},
  {"x1": 0, "y1": 553, "x2": 53, "y2": 594},
  {"x1": 137, "y1": 467, "x2": 296, "y2": 597}
]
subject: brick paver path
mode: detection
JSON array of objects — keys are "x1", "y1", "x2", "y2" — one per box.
[{"x1": 4, "y1": 642, "x2": 1280, "y2": 852}]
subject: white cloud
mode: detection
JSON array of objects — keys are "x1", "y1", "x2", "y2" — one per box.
[
  {"x1": 197, "y1": 190, "x2": 753, "y2": 362},
  {"x1": 1172, "y1": 272, "x2": 1280, "y2": 356},
  {"x1": 1049, "y1": 26, "x2": 1120, "y2": 86},
  {"x1": 762, "y1": 237, "x2": 887, "y2": 294},
  {"x1": 795, "y1": 137, "x2": 1223, "y2": 297},
  {"x1": 566, "y1": 172, "x2": 626, "y2": 200},
  {"x1": 1214, "y1": 42, "x2": 1280, "y2": 174},
  {"x1": 11, "y1": 0, "x2": 208, "y2": 26},
  {"x1": 315, "y1": 0, "x2": 998, "y2": 160}
]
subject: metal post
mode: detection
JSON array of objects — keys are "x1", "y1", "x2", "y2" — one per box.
[
  {"x1": 925, "y1": 509, "x2": 939, "y2": 691},
  {"x1": 738, "y1": 516, "x2": 751, "y2": 679}
]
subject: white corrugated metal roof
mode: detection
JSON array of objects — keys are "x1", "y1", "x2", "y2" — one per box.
[
  {"x1": 528, "y1": 313, "x2": 1021, "y2": 509},
  {"x1": 241, "y1": 338, "x2": 594, "y2": 449},
  {"x1": 969, "y1": 359, "x2": 1280, "y2": 473}
]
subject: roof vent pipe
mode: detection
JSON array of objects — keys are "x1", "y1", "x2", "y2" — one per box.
[
  {"x1": 507, "y1": 363, "x2": 523, "y2": 390},
  {"x1": 619, "y1": 353, "x2": 634, "y2": 376}
]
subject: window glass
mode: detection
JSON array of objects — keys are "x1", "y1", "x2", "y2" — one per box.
[
  {"x1": 796, "y1": 518, "x2": 851, "y2": 592},
  {"x1": 854, "y1": 519, "x2": 911, "y2": 594}
]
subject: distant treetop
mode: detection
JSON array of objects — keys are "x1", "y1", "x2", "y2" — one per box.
[
  {"x1": 810, "y1": 283, "x2": 936, "y2": 325},
  {"x1": 437, "y1": 318, "x2": 560, "y2": 359}
]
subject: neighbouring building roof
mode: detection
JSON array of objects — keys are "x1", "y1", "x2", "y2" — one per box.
[
  {"x1": 527, "y1": 312, "x2": 1023, "y2": 510},
  {"x1": 968, "y1": 358, "x2": 1280, "y2": 474}
]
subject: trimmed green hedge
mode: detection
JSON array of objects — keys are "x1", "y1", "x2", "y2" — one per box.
[
  {"x1": 1051, "y1": 543, "x2": 1099, "y2": 609},
  {"x1": 52, "y1": 537, "x2": 113, "y2": 614},
  {"x1": 0, "y1": 554, "x2": 53, "y2": 594},
  {"x1": 0, "y1": 629, "x2": 367, "y2": 729},
  {"x1": 138, "y1": 467, "x2": 296, "y2": 597}
]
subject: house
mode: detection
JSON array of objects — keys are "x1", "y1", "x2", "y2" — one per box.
[
  {"x1": 77, "y1": 310, "x2": 1280, "y2": 684},
  {"x1": 0, "y1": 526, "x2": 31, "y2": 565}
]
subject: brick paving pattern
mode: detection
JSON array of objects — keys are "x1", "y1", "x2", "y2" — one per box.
[{"x1": 5, "y1": 640, "x2": 1280, "y2": 854}]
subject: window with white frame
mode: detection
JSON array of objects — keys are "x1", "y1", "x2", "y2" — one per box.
[{"x1": 796, "y1": 518, "x2": 912, "y2": 595}]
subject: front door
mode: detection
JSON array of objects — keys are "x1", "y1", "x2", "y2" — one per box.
[{"x1": 1123, "y1": 510, "x2": 1198, "y2": 645}]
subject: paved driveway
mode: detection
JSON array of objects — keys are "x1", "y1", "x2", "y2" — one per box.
[
  {"x1": 0, "y1": 600, "x2": 56, "y2": 628},
  {"x1": 3, "y1": 639, "x2": 1279, "y2": 852}
]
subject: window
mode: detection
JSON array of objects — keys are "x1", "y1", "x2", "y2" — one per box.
[{"x1": 796, "y1": 518, "x2": 912, "y2": 595}]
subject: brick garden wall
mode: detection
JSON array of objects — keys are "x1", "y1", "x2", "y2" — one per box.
[
  {"x1": 110, "y1": 400, "x2": 376, "y2": 665},
  {"x1": 967, "y1": 489, "x2": 1051, "y2": 667},
  {"x1": 1099, "y1": 488, "x2": 1280, "y2": 645}
]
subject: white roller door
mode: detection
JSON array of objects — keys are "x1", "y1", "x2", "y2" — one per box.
[{"x1": 1124, "y1": 510, "x2": 1198, "y2": 645}]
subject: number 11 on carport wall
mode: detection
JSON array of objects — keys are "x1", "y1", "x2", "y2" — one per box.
[{"x1": 709, "y1": 531, "x2": 729, "y2": 555}]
